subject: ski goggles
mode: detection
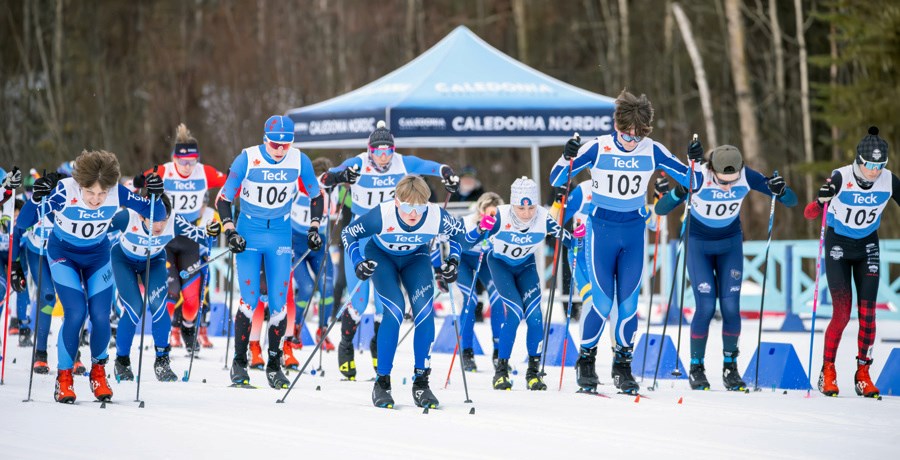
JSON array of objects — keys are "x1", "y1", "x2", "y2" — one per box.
[
  {"x1": 266, "y1": 140, "x2": 292, "y2": 151},
  {"x1": 860, "y1": 160, "x2": 887, "y2": 170},
  {"x1": 368, "y1": 146, "x2": 395, "y2": 158},
  {"x1": 398, "y1": 201, "x2": 427, "y2": 215},
  {"x1": 175, "y1": 158, "x2": 199, "y2": 167},
  {"x1": 619, "y1": 132, "x2": 645, "y2": 143}
]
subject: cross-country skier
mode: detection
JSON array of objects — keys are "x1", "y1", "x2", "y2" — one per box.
[
  {"x1": 341, "y1": 175, "x2": 475, "y2": 408},
  {"x1": 323, "y1": 120, "x2": 458, "y2": 381},
  {"x1": 455, "y1": 192, "x2": 505, "y2": 372},
  {"x1": 217, "y1": 115, "x2": 324, "y2": 389},
  {"x1": 146, "y1": 124, "x2": 226, "y2": 351},
  {"x1": 654, "y1": 145, "x2": 797, "y2": 390},
  {"x1": 805, "y1": 126, "x2": 898, "y2": 398},
  {"x1": 467, "y1": 177, "x2": 582, "y2": 391},
  {"x1": 549, "y1": 90, "x2": 702, "y2": 395},
  {"x1": 16, "y1": 150, "x2": 165, "y2": 403}
]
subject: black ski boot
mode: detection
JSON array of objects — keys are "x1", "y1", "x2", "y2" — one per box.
[
  {"x1": 182, "y1": 325, "x2": 199, "y2": 356},
  {"x1": 338, "y1": 338, "x2": 357, "y2": 380},
  {"x1": 412, "y1": 368, "x2": 440, "y2": 408},
  {"x1": 461, "y1": 348, "x2": 477, "y2": 372},
  {"x1": 689, "y1": 363, "x2": 711, "y2": 390},
  {"x1": 611, "y1": 346, "x2": 640, "y2": 395},
  {"x1": 525, "y1": 356, "x2": 547, "y2": 391},
  {"x1": 722, "y1": 351, "x2": 747, "y2": 391},
  {"x1": 575, "y1": 347, "x2": 600, "y2": 391},
  {"x1": 266, "y1": 351, "x2": 290, "y2": 389},
  {"x1": 492, "y1": 348, "x2": 500, "y2": 371},
  {"x1": 230, "y1": 357, "x2": 251, "y2": 386},
  {"x1": 33, "y1": 350, "x2": 50, "y2": 375},
  {"x1": 18, "y1": 327, "x2": 33, "y2": 347},
  {"x1": 372, "y1": 374, "x2": 394, "y2": 408},
  {"x1": 492, "y1": 358, "x2": 512, "y2": 390},
  {"x1": 153, "y1": 347, "x2": 178, "y2": 382},
  {"x1": 114, "y1": 355, "x2": 134, "y2": 381},
  {"x1": 370, "y1": 321, "x2": 380, "y2": 372}
]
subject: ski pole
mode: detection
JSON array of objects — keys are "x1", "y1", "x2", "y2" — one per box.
[
  {"x1": 135, "y1": 165, "x2": 158, "y2": 406},
  {"x1": 639, "y1": 212, "x2": 663, "y2": 382},
  {"x1": 806, "y1": 183, "x2": 830, "y2": 397},
  {"x1": 0, "y1": 187, "x2": 18, "y2": 385},
  {"x1": 221, "y1": 250, "x2": 235, "y2": 369},
  {"x1": 559, "y1": 231, "x2": 581, "y2": 391},
  {"x1": 753, "y1": 174, "x2": 779, "y2": 391},
  {"x1": 24, "y1": 195, "x2": 48, "y2": 401},
  {"x1": 671, "y1": 136, "x2": 699, "y2": 377},
  {"x1": 180, "y1": 248, "x2": 232, "y2": 279},
  {"x1": 443, "y1": 241, "x2": 488, "y2": 387},
  {"x1": 277, "y1": 281, "x2": 364, "y2": 404},
  {"x1": 184, "y1": 236, "x2": 214, "y2": 382},
  {"x1": 445, "y1": 281, "x2": 473, "y2": 403},
  {"x1": 540, "y1": 133, "x2": 579, "y2": 375}
]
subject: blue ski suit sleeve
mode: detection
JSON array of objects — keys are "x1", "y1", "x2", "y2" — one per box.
[
  {"x1": 120, "y1": 184, "x2": 166, "y2": 222},
  {"x1": 562, "y1": 186, "x2": 585, "y2": 224},
  {"x1": 219, "y1": 151, "x2": 249, "y2": 202},
  {"x1": 108, "y1": 209, "x2": 129, "y2": 234},
  {"x1": 402, "y1": 156, "x2": 445, "y2": 178},
  {"x1": 341, "y1": 209, "x2": 383, "y2": 267},
  {"x1": 652, "y1": 143, "x2": 701, "y2": 189},
  {"x1": 549, "y1": 143, "x2": 598, "y2": 187},
  {"x1": 745, "y1": 167, "x2": 798, "y2": 208}
]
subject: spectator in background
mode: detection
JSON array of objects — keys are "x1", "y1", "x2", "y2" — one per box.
[{"x1": 450, "y1": 166, "x2": 484, "y2": 202}]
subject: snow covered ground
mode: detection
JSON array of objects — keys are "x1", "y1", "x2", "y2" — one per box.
[{"x1": 1, "y1": 314, "x2": 898, "y2": 459}]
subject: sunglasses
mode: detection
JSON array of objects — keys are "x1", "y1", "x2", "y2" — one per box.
[
  {"x1": 368, "y1": 146, "x2": 395, "y2": 158},
  {"x1": 267, "y1": 140, "x2": 292, "y2": 151},
  {"x1": 398, "y1": 202, "x2": 427, "y2": 215},
  {"x1": 714, "y1": 172, "x2": 742, "y2": 186},
  {"x1": 620, "y1": 132, "x2": 644, "y2": 143},
  {"x1": 861, "y1": 160, "x2": 886, "y2": 170},
  {"x1": 175, "y1": 158, "x2": 198, "y2": 167}
]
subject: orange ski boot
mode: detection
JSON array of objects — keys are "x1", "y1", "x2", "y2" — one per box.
[
  {"x1": 818, "y1": 361, "x2": 839, "y2": 397},
  {"x1": 55, "y1": 369, "x2": 77, "y2": 404},
  {"x1": 317, "y1": 327, "x2": 335, "y2": 352},
  {"x1": 170, "y1": 326, "x2": 183, "y2": 348},
  {"x1": 282, "y1": 341, "x2": 299, "y2": 370},
  {"x1": 854, "y1": 358, "x2": 880, "y2": 398},
  {"x1": 89, "y1": 359, "x2": 113, "y2": 402},
  {"x1": 198, "y1": 326, "x2": 214, "y2": 348},
  {"x1": 249, "y1": 340, "x2": 265, "y2": 370}
]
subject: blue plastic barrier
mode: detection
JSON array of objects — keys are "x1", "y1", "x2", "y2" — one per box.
[
  {"x1": 432, "y1": 315, "x2": 484, "y2": 355},
  {"x1": 744, "y1": 342, "x2": 811, "y2": 390},
  {"x1": 632, "y1": 333, "x2": 687, "y2": 379}
]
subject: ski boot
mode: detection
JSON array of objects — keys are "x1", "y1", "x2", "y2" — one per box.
[
  {"x1": 18, "y1": 327, "x2": 34, "y2": 347},
  {"x1": 461, "y1": 348, "x2": 477, "y2": 372},
  {"x1": 74, "y1": 351, "x2": 87, "y2": 375},
  {"x1": 854, "y1": 357, "x2": 880, "y2": 398},
  {"x1": 8, "y1": 318, "x2": 19, "y2": 335},
  {"x1": 317, "y1": 327, "x2": 335, "y2": 352},
  {"x1": 154, "y1": 347, "x2": 178, "y2": 382},
  {"x1": 338, "y1": 337, "x2": 357, "y2": 380},
  {"x1": 230, "y1": 357, "x2": 251, "y2": 386},
  {"x1": 55, "y1": 369, "x2": 77, "y2": 404},
  {"x1": 372, "y1": 374, "x2": 394, "y2": 408},
  {"x1": 33, "y1": 350, "x2": 50, "y2": 375},
  {"x1": 89, "y1": 359, "x2": 113, "y2": 402},
  {"x1": 525, "y1": 356, "x2": 547, "y2": 391},
  {"x1": 722, "y1": 351, "x2": 747, "y2": 391},
  {"x1": 289, "y1": 323, "x2": 303, "y2": 349},
  {"x1": 818, "y1": 362, "x2": 839, "y2": 396},
  {"x1": 266, "y1": 351, "x2": 290, "y2": 389},
  {"x1": 412, "y1": 368, "x2": 440, "y2": 408},
  {"x1": 170, "y1": 326, "x2": 183, "y2": 348},
  {"x1": 282, "y1": 340, "x2": 299, "y2": 370},
  {"x1": 575, "y1": 347, "x2": 600, "y2": 392},
  {"x1": 249, "y1": 340, "x2": 265, "y2": 370},
  {"x1": 182, "y1": 325, "x2": 199, "y2": 356},
  {"x1": 611, "y1": 346, "x2": 640, "y2": 395},
  {"x1": 492, "y1": 358, "x2": 513, "y2": 390},
  {"x1": 197, "y1": 326, "x2": 214, "y2": 348},
  {"x1": 689, "y1": 363, "x2": 710, "y2": 390},
  {"x1": 114, "y1": 355, "x2": 134, "y2": 381}
]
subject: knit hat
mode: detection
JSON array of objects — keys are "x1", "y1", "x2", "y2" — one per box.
[
  {"x1": 856, "y1": 126, "x2": 889, "y2": 165},
  {"x1": 264, "y1": 115, "x2": 295, "y2": 143},
  {"x1": 368, "y1": 120, "x2": 394, "y2": 148},
  {"x1": 510, "y1": 176, "x2": 539, "y2": 206}
]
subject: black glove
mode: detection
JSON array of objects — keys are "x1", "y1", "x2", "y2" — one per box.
[
  {"x1": 10, "y1": 261, "x2": 26, "y2": 293},
  {"x1": 144, "y1": 172, "x2": 165, "y2": 196},
  {"x1": 817, "y1": 181, "x2": 836, "y2": 204},
  {"x1": 339, "y1": 165, "x2": 360, "y2": 185},
  {"x1": 687, "y1": 137, "x2": 704, "y2": 162},
  {"x1": 563, "y1": 136, "x2": 581, "y2": 161},
  {"x1": 3, "y1": 167, "x2": 22, "y2": 190},
  {"x1": 440, "y1": 165, "x2": 459, "y2": 193},
  {"x1": 205, "y1": 220, "x2": 221, "y2": 238},
  {"x1": 224, "y1": 229, "x2": 246, "y2": 253},
  {"x1": 31, "y1": 172, "x2": 61, "y2": 202},
  {"x1": 440, "y1": 258, "x2": 459, "y2": 284},
  {"x1": 355, "y1": 259, "x2": 377, "y2": 281},
  {"x1": 307, "y1": 227, "x2": 323, "y2": 251},
  {"x1": 434, "y1": 267, "x2": 449, "y2": 293},
  {"x1": 132, "y1": 173, "x2": 146, "y2": 189},
  {"x1": 656, "y1": 176, "x2": 686, "y2": 198},
  {"x1": 654, "y1": 176, "x2": 670, "y2": 198},
  {"x1": 767, "y1": 175, "x2": 786, "y2": 197}
]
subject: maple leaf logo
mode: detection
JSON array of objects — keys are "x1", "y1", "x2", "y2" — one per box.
[
  {"x1": 505, "y1": 223, "x2": 511, "y2": 230},
  {"x1": 70, "y1": 197, "x2": 78, "y2": 205},
  {"x1": 365, "y1": 166, "x2": 372, "y2": 173},
  {"x1": 387, "y1": 226, "x2": 395, "y2": 232},
  {"x1": 846, "y1": 181, "x2": 853, "y2": 189},
  {"x1": 707, "y1": 181, "x2": 713, "y2": 186},
  {"x1": 131, "y1": 226, "x2": 138, "y2": 232},
  {"x1": 245, "y1": 279, "x2": 251, "y2": 286},
  {"x1": 253, "y1": 159, "x2": 261, "y2": 166},
  {"x1": 603, "y1": 146, "x2": 611, "y2": 152}
]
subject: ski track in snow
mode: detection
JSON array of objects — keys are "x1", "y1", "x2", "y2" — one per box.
[{"x1": 1, "y1": 317, "x2": 898, "y2": 459}]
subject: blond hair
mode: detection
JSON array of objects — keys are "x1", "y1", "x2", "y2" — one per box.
[
  {"x1": 175, "y1": 123, "x2": 197, "y2": 144},
  {"x1": 395, "y1": 175, "x2": 430, "y2": 204},
  {"x1": 614, "y1": 89, "x2": 654, "y2": 137},
  {"x1": 72, "y1": 150, "x2": 120, "y2": 190},
  {"x1": 470, "y1": 192, "x2": 503, "y2": 225}
]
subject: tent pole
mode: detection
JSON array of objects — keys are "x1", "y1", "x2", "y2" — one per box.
[{"x1": 530, "y1": 143, "x2": 548, "y2": 306}]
